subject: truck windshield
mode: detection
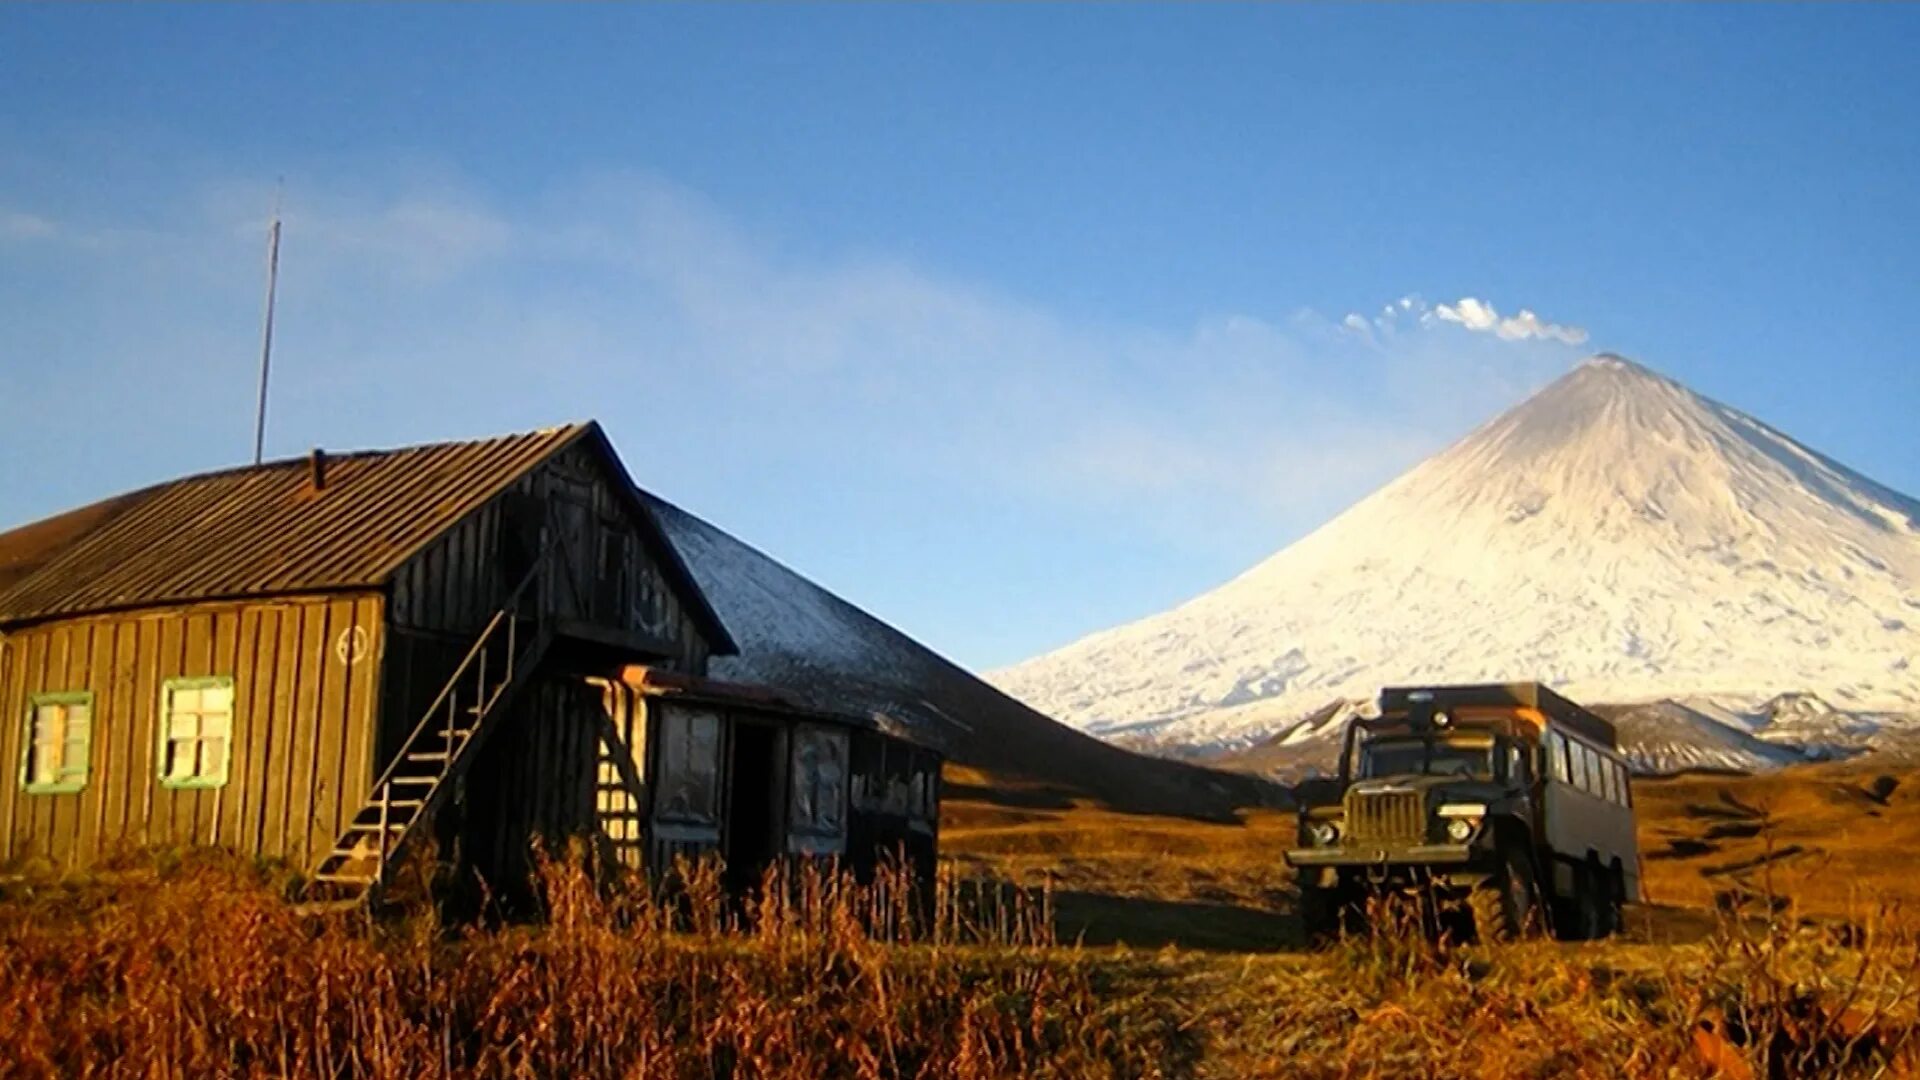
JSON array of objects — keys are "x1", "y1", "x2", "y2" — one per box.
[{"x1": 1361, "y1": 738, "x2": 1493, "y2": 779}]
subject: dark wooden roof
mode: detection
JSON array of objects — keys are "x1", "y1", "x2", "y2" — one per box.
[{"x1": 0, "y1": 422, "x2": 736, "y2": 654}]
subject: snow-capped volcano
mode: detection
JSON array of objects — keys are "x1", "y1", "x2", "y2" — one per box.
[{"x1": 988, "y1": 355, "x2": 1920, "y2": 751}]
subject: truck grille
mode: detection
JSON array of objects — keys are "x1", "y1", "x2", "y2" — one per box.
[{"x1": 1344, "y1": 789, "x2": 1425, "y2": 845}]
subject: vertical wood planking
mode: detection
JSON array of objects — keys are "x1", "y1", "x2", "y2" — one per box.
[
  {"x1": 1, "y1": 597, "x2": 384, "y2": 872},
  {"x1": 149, "y1": 615, "x2": 183, "y2": 845},
  {"x1": 0, "y1": 633, "x2": 19, "y2": 862},
  {"x1": 331, "y1": 599, "x2": 370, "y2": 845},
  {"x1": 133, "y1": 615, "x2": 160, "y2": 847},
  {"x1": 285, "y1": 602, "x2": 329, "y2": 870},
  {"x1": 73, "y1": 624, "x2": 115, "y2": 861},
  {"x1": 263, "y1": 605, "x2": 302, "y2": 859},
  {"x1": 309, "y1": 598, "x2": 354, "y2": 864},
  {"x1": 101, "y1": 622, "x2": 137, "y2": 851},
  {"x1": 208, "y1": 610, "x2": 241, "y2": 848},
  {"x1": 220, "y1": 608, "x2": 261, "y2": 850}
]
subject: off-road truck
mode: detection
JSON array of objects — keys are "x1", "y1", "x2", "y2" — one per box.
[{"x1": 1286, "y1": 682, "x2": 1639, "y2": 942}]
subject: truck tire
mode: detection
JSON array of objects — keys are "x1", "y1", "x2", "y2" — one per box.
[
  {"x1": 1299, "y1": 884, "x2": 1356, "y2": 944},
  {"x1": 1603, "y1": 862, "x2": 1626, "y2": 938},
  {"x1": 1568, "y1": 863, "x2": 1607, "y2": 941},
  {"x1": 1470, "y1": 844, "x2": 1539, "y2": 944}
]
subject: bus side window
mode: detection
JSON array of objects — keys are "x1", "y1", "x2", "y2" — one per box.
[
  {"x1": 1617, "y1": 761, "x2": 1633, "y2": 808},
  {"x1": 1602, "y1": 757, "x2": 1618, "y2": 804}
]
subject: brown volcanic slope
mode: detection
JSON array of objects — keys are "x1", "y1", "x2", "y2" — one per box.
[{"x1": 644, "y1": 494, "x2": 1280, "y2": 820}]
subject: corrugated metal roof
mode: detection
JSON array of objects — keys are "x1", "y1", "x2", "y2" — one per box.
[{"x1": 0, "y1": 423, "x2": 736, "y2": 655}]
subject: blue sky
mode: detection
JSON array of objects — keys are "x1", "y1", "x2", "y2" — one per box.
[{"x1": 2, "y1": 5, "x2": 1916, "y2": 670}]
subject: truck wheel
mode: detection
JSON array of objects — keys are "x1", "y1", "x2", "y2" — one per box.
[
  {"x1": 1603, "y1": 863, "x2": 1626, "y2": 938},
  {"x1": 1299, "y1": 884, "x2": 1354, "y2": 945},
  {"x1": 1569, "y1": 865, "x2": 1607, "y2": 941},
  {"x1": 1470, "y1": 845, "x2": 1538, "y2": 944}
]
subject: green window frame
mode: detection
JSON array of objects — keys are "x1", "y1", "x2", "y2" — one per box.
[
  {"x1": 157, "y1": 676, "x2": 234, "y2": 790},
  {"x1": 19, "y1": 691, "x2": 93, "y2": 794}
]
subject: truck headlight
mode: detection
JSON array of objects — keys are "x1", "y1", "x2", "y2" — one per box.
[
  {"x1": 1310, "y1": 821, "x2": 1341, "y2": 846},
  {"x1": 1445, "y1": 817, "x2": 1476, "y2": 843}
]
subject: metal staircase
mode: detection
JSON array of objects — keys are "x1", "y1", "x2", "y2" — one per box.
[{"x1": 305, "y1": 564, "x2": 553, "y2": 907}]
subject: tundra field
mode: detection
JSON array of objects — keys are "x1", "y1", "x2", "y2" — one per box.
[{"x1": 3, "y1": 760, "x2": 1918, "y2": 1079}]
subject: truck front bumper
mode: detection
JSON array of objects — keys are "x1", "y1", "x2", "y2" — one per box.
[{"x1": 1285, "y1": 843, "x2": 1477, "y2": 869}]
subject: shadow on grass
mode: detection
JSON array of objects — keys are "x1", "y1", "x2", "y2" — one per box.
[
  {"x1": 940, "y1": 781, "x2": 1079, "y2": 811},
  {"x1": 1051, "y1": 890, "x2": 1301, "y2": 953}
]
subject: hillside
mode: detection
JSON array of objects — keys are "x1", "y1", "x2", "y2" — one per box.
[{"x1": 989, "y1": 355, "x2": 1920, "y2": 754}]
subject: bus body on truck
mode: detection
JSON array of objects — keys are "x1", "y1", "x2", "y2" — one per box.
[{"x1": 1285, "y1": 682, "x2": 1638, "y2": 941}]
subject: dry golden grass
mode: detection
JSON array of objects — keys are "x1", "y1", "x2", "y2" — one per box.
[
  {"x1": 1634, "y1": 761, "x2": 1920, "y2": 919},
  {"x1": 0, "y1": 849, "x2": 1186, "y2": 1079},
  {"x1": 3, "y1": 760, "x2": 1917, "y2": 1078}
]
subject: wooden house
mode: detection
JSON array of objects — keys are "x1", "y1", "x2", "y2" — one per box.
[
  {"x1": 599, "y1": 666, "x2": 940, "y2": 894},
  {"x1": 0, "y1": 422, "x2": 939, "y2": 904}
]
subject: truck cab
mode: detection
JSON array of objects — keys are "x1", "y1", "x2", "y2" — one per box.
[{"x1": 1286, "y1": 682, "x2": 1638, "y2": 942}]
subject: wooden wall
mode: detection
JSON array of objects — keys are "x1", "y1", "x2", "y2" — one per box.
[
  {"x1": 0, "y1": 594, "x2": 383, "y2": 872},
  {"x1": 454, "y1": 676, "x2": 606, "y2": 903},
  {"x1": 380, "y1": 445, "x2": 716, "y2": 788},
  {"x1": 388, "y1": 443, "x2": 713, "y2": 675}
]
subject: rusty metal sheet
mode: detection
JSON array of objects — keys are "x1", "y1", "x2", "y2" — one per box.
[{"x1": 0, "y1": 424, "x2": 582, "y2": 624}]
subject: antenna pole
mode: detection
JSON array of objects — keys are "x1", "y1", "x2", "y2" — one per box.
[{"x1": 252, "y1": 183, "x2": 284, "y2": 466}]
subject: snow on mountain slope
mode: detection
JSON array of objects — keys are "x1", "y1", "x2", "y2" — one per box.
[
  {"x1": 1595, "y1": 701, "x2": 1810, "y2": 774},
  {"x1": 988, "y1": 355, "x2": 1920, "y2": 751},
  {"x1": 1219, "y1": 695, "x2": 1825, "y2": 780},
  {"x1": 640, "y1": 494, "x2": 1279, "y2": 817}
]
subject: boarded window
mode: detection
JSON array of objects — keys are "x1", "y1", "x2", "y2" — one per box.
[
  {"x1": 20, "y1": 692, "x2": 92, "y2": 794},
  {"x1": 789, "y1": 725, "x2": 848, "y2": 836},
  {"x1": 657, "y1": 704, "x2": 721, "y2": 823},
  {"x1": 158, "y1": 677, "x2": 234, "y2": 789}
]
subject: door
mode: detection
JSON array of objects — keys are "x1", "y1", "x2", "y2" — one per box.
[
  {"x1": 723, "y1": 720, "x2": 783, "y2": 892},
  {"x1": 544, "y1": 480, "x2": 597, "y2": 619}
]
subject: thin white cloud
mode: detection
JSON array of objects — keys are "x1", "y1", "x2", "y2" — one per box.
[
  {"x1": 0, "y1": 171, "x2": 1590, "y2": 563},
  {"x1": 0, "y1": 210, "x2": 57, "y2": 240},
  {"x1": 1434, "y1": 296, "x2": 1588, "y2": 345}
]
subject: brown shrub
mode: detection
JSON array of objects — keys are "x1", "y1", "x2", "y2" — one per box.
[{"x1": 0, "y1": 850, "x2": 1175, "y2": 1079}]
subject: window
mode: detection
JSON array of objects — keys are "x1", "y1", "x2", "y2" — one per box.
[
  {"x1": 1544, "y1": 731, "x2": 1566, "y2": 783},
  {"x1": 789, "y1": 725, "x2": 848, "y2": 835},
  {"x1": 20, "y1": 692, "x2": 92, "y2": 794},
  {"x1": 1601, "y1": 756, "x2": 1618, "y2": 803},
  {"x1": 657, "y1": 704, "x2": 721, "y2": 823},
  {"x1": 1360, "y1": 737, "x2": 1494, "y2": 779},
  {"x1": 158, "y1": 677, "x2": 234, "y2": 789},
  {"x1": 1570, "y1": 741, "x2": 1593, "y2": 795}
]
